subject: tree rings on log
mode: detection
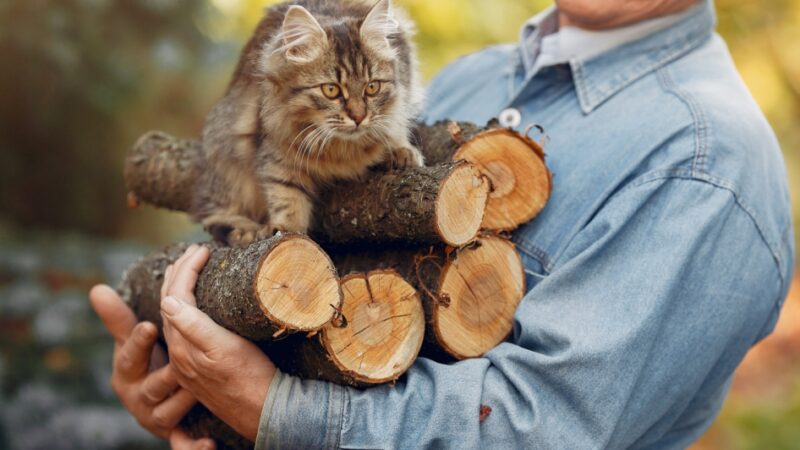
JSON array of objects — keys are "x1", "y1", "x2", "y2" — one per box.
[
  {"x1": 267, "y1": 269, "x2": 425, "y2": 387},
  {"x1": 432, "y1": 236, "x2": 526, "y2": 359},
  {"x1": 434, "y1": 163, "x2": 490, "y2": 246},
  {"x1": 452, "y1": 128, "x2": 551, "y2": 231},
  {"x1": 119, "y1": 233, "x2": 341, "y2": 341},
  {"x1": 253, "y1": 235, "x2": 342, "y2": 332},
  {"x1": 325, "y1": 271, "x2": 425, "y2": 384}
]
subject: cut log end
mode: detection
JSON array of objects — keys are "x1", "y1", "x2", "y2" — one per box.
[
  {"x1": 255, "y1": 235, "x2": 341, "y2": 331},
  {"x1": 435, "y1": 163, "x2": 489, "y2": 247},
  {"x1": 434, "y1": 236, "x2": 525, "y2": 359},
  {"x1": 322, "y1": 270, "x2": 425, "y2": 384},
  {"x1": 454, "y1": 129, "x2": 551, "y2": 230}
]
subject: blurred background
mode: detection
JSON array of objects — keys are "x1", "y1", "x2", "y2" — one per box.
[{"x1": 0, "y1": 0, "x2": 797, "y2": 448}]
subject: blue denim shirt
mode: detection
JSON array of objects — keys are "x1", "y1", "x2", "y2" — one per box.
[{"x1": 256, "y1": 2, "x2": 794, "y2": 448}]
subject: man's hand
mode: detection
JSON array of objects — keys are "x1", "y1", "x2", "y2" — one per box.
[
  {"x1": 89, "y1": 284, "x2": 215, "y2": 450},
  {"x1": 160, "y1": 245, "x2": 276, "y2": 442}
]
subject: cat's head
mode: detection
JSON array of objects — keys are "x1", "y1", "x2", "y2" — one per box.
[{"x1": 259, "y1": 0, "x2": 421, "y2": 143}]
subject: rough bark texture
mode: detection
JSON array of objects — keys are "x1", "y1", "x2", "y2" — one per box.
[
  {"x1": 180, "y1": 404, "x2": 252, "y2": 450},
  {"x1": 118, "y1": 234, "x2": 342, "y2": 450},
  {"x1": 412, "y1": 120, "x2": 501, "y2": 165},
  {"x1": 264, "y1": 332, "x2": 377, "y2": 388},
  {"x1": 318, "y1": 161, "x2": 485, "y2": 247},
  {"x1": 118, "y1": 234, "x2": 340, "y2": 341},
  {"x1": 123, "y1": 131, "x2": 202, "y2": 212}
]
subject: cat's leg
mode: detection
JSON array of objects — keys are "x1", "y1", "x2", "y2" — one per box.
[
  {"x1": 194, "y1": 147, "x2": 269, "y2": 246},
  {"x1": 260, "y1": 181, "x2": 314, "y2": 236},
  {"x1": 201, "y1": 212, "x2": 263, "y2": 246},
  {"x1": 383, "y1": 135, "x2": 425, "y2": 168}
]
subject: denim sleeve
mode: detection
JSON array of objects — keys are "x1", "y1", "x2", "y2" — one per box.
[{"x1": 255, "y1": 176, "x2": 787, "y2": 449}]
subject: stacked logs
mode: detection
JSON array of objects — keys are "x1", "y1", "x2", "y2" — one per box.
[{"x1": 119, "y1": 120, "x2": 551, "y2": 448}]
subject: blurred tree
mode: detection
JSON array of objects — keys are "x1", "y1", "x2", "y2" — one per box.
[{"x1": 0, "y1": 0, "x2": 223, "y2": 237}]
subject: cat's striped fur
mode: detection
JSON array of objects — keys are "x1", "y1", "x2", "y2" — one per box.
[{"x1": 194, "y1": 0, "x2": 423, "y2": 244}]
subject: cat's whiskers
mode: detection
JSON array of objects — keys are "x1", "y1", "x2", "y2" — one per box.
[
  {"x1": 314, "y1": 121, "x2": 338, "y2": 170},
  {"x1": 290, "y1": 124, "x2": 319, "y2": 175},
  {"x1": 295, "y1": 126, "x2": 325, "y2": 176},
  {"x1": 300, "y1": 126, "x2": 329, "y2": 177}
]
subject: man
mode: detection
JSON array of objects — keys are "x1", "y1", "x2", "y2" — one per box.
[{"x1": 90, "y1": 0, "x2": 794, "y2": 448}]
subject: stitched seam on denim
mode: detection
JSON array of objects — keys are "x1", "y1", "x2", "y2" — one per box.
[
  {"x1": 508, "y1": 48, "x2": 521, "y2": 100},
  {"x1": 324, "y1": 385, "x2": 346, "y2": 449},
  {"x1": 512, "y1": 238, "x2": 553, "y2": 274},
  {"x1": 596, "y1": 175, "x2": 784, "y2": 449},
  {"x1": 570, "y1": 60, "x2": 591, "y2": 114},
  {"x1": 609, "y1": 172, "x2": 785, "y2": 287},
  {"x1": 656, "y1": 66, "x2": 710, "y2": 176},
  {"x1": 579, "y1": 33, "x2": 710, "y2": 114}
]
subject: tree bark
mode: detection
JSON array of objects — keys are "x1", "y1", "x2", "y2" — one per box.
[
  {"x1": 318, "y1": 161, "x2": 488, "y2": 247},
  {"x1": 124, "y1": 131, "x2": 202, "y2": 212},
  {"x1": 124, "y1": 132, "x2": 490, "y2": 246},
  {"x1": 331, "y1": 235, "x2": 526, "y2": 361},
  {"x1": 118, "y1": 233, "x2": 342, "y2": 341}
]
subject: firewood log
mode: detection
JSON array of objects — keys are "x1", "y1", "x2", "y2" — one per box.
[
  {"x1": 266, "y1": 269, "x2": 425, "y2": 387},
  {"x1": 414, "y1": 120, "x2": 552, "y2": 230},
  {"x1": 332, "y1": 235, "x2": 526, "y2": 361},
  {"x1": 120, "y1": 242, "x2": 425, "y2": 449},
  {"x1": 118, "y1": 233, "x2": 342, "y2": 341},
  {"x1": 124, "y1": 131, "x2": 489, "y2": 247}
]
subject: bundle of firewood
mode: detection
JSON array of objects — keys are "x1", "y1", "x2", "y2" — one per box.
[{"x1": 119, "y1": 120, "x2": 551, "y2": 448}]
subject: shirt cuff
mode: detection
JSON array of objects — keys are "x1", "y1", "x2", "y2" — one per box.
[{"x1": 254, "y1": 369, "x2": 347, "y2": 450}]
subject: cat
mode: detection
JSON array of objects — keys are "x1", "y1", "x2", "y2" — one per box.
[{"x1": 193, "y1": 0, "x2": 424, "y2": 245}]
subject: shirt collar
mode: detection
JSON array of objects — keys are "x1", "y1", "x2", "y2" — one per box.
[{"x1": 517, "y1": 1, "x2": 716, "y2": 114}]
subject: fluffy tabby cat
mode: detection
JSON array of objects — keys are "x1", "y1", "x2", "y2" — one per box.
[{"x1": 194, "y1": 0, "x2": 424, "y2": 245}]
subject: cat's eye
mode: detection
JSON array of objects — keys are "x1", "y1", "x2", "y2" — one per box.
[
  {"x1": 365, "y1": 81, "x2": 381, "y2": 96},
  {"x1": 321, "y1": 83, "x2": 341, "y2": 99}
]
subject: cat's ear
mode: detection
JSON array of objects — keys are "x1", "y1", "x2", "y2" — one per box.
[
  {"x1": 360, "y1": 0, "x2": 399, "y2": 58},
  {"x1": 281, "y1": 5, "x2": 327, "y2": 63}
]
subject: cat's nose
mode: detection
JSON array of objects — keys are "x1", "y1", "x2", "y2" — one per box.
[
  {"x1": 349, "y1": 111, "x2": 366, "y2": 125},
  {"x1": 345, "y1": 101, "x2": 367, "y2": 126}
]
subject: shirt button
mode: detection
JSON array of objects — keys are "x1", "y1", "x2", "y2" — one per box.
[{"x1": 499, "y1": 108, "x2": 522, "y2": 128}]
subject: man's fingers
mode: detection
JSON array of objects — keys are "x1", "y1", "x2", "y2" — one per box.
[
  {"x1": 162, "y1": 244, "x2": 197, "y2": 300},
  {"x1": 114, "y1": 321, "x2": 158, "y2": 380},
  {"x1": 169, "y1": 245, "x2": 199, "y2": 291},
  {"x1": 89, "y1": 284, "x2": 138, "y2": 345},
  {"x1": 151, "y1": 388, "x2": 198, "y2": 431},
  {"x1": 167, "y1": 246, "x2": 209, "y2": 303},
  {"x1": 141, "y1": 364, "x2": 179, "y2": 404},
  {"x1": 162, "y1": 296, "x2": 223, "y2": 354},
  {"x1": 169, "y1": 427, "x2": 216, "y2": 450},
  {"x1": 161, "y1": 264, "x2": 174, "y2": 299}
]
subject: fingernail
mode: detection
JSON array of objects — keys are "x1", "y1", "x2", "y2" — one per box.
[{"x1": 162, "y1": 296, "x2": 183, "y2": 315}]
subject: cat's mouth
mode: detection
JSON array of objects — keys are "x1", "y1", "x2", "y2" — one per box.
[{"x1": 333, "y1": 125, "x2": 370, "y2": 140}]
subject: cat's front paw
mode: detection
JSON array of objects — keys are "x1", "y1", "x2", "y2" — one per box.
[
  {"x1": 202, "y1": 214, "x2": 262, "y2": 247},
  {"x1": 386, "y1": 146, "x2": 424, "y2": 169}
]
